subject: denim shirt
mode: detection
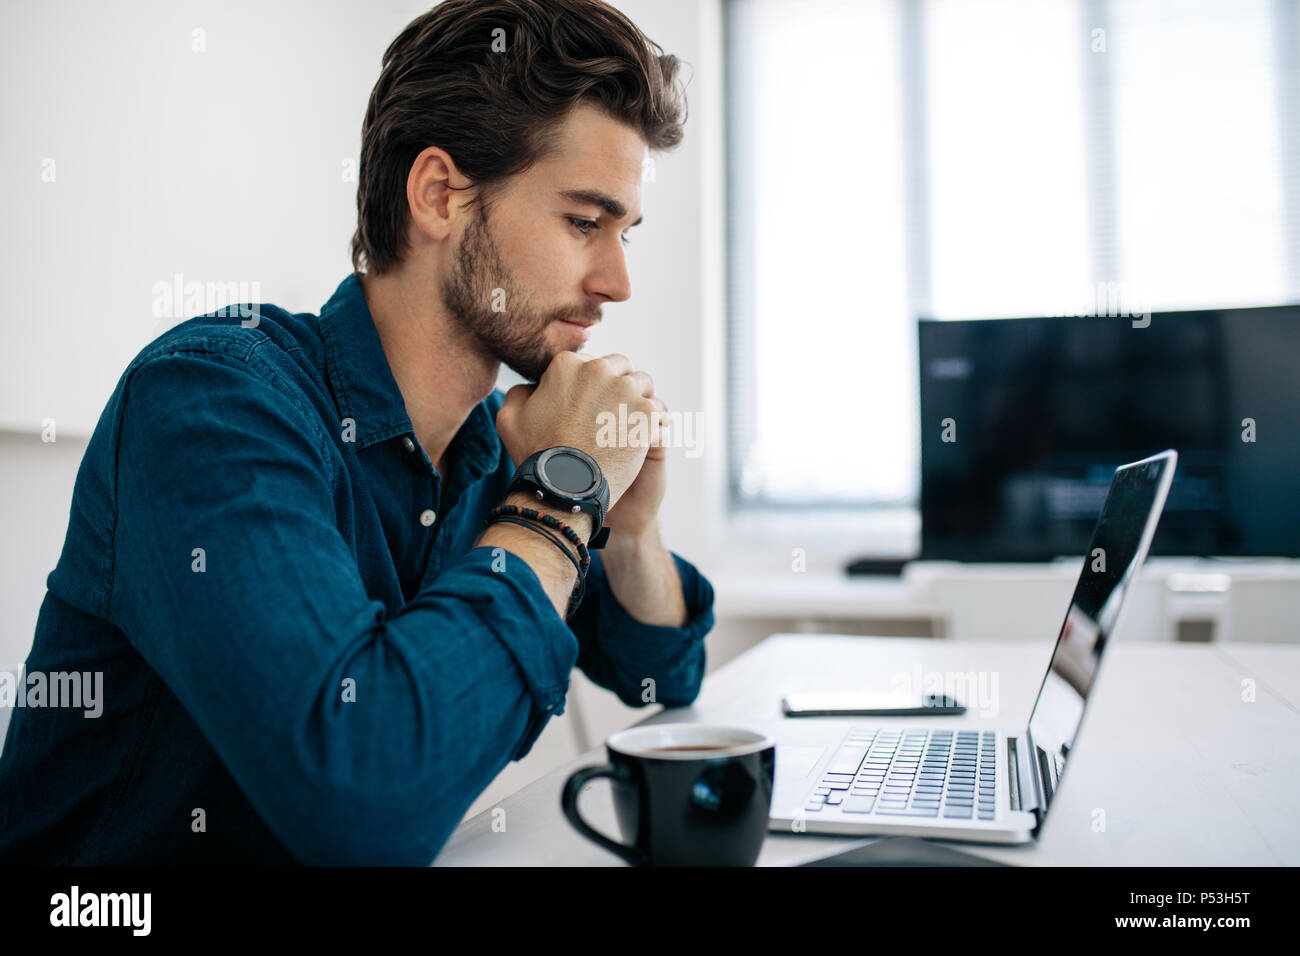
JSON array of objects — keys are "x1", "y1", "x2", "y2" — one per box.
[{"x1": 0, "y1": 274, "x2": 714, "y2": 865}]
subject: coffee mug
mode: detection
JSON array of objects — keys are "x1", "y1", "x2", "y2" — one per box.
[{"x1": 561, "y1": 723, "x2": 776, "y2": 866}]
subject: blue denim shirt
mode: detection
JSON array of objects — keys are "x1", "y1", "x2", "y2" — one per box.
[{"x1": 0, "y1": 274, "x2": 714, "y2": 865}]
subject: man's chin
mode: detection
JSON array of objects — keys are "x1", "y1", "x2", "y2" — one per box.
[
  {"x1": 501, "y1": 353, "x2": 555, "y2": 384},
  {"x1": 494, "y1": 323, "x2": 586, "y2": 382}
]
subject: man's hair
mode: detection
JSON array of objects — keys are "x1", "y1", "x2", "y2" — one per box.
[{"x1": 350, "y1": 0, "x2": 687, "y2": 276}]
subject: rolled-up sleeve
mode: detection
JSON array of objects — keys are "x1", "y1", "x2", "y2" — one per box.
[
  {"x1": 568, "y1": 548, "x2": 714, "y2": 709},
  {"x1": 110, "y1": 344, "x2": 578, "y2": 865}
]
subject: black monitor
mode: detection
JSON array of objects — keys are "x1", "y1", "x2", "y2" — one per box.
[{"x1": 918, "y1": 305, "x2": 1300, "y2": 561}]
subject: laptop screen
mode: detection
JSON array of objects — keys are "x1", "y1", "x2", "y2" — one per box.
[{"x1": 1025, "y1": 450, "x2": 1176, "y2": 814}]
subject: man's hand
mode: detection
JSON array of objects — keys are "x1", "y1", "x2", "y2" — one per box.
[
  {"x1": 599, "y1": 394, "x2": 669, "y2": 538},
  {"x1": 494, "y1": 351, "x2": 683, "y2": 626},
  {"x1": 495, "y1": 352, "x2": 670, "y2": 522}
]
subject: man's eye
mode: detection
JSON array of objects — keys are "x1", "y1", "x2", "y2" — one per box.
[
  {"x1": 567, "y1": 216, "x2": 597, "y2": 236},
  {"x1": 568, "y1": 216, "x2": 631, "y2": 246}
]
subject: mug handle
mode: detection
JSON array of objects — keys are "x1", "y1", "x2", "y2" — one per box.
[{"x1": 561, "y1": 764, "x2": 647, "y2": 866}]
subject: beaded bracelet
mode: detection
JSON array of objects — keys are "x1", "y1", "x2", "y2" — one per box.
[
  {"x1": 483, "y1": 513, "x2": 588, "y2": 618},
  {"x1": 484, "y1": 504, "x2": 592, "y2": 573},
  {"x1": 489, "y1": 515, "x2": 586, "y2": 614}
]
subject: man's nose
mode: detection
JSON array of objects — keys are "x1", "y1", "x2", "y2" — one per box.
[{"x1": 589, "y1": 242, "x2": 632, "y2": 303}]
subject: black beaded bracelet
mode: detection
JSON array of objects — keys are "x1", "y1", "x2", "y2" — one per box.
[
  {"x1": 490, "y1": 515, "x2": 582, "y2": 581},
  {"x1": 484, "y1": 515, "x2": 587, "y2": 618},
  {"x1": 484, "y1": 504, "x2": 592, "y2": 573}
]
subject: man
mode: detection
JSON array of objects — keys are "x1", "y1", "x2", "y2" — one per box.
[{"x1": 0, "y1": 0, "x2": 714, "y2": 865}]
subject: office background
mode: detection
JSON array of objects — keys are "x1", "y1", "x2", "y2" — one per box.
[{"x1": 2, "y1": 0, "x2": 1297, "y2": 819}]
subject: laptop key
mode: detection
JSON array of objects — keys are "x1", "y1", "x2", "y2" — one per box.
[
  {"x1": 876, "y1": 806, "x2": 940, "y2": 816},
  {"x1": 841, "y1": 796, "x2": 876, "y2": 813},
  {"x1": 826, "y1": 748, "x2": 870, "y2": 775}
]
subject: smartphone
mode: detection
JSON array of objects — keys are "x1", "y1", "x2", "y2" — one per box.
[{"x1": 781, "y1": 691, "x2": 966, "y2": 717}]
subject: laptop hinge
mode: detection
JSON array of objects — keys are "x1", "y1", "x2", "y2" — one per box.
[
  {"x1": 1007, "y1": 736, "x2": 1022, "y2": 811},
  {"x1": 1009, "y1": 732, "x2": 1044, "y2": 823}
]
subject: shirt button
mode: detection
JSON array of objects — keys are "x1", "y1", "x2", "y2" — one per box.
[
  {"x1": 419, "y1": 509, "x2": 437, "y2": 527},
  {"x1": 401, "y1": 436, "x2": 416, "y2": 453}
]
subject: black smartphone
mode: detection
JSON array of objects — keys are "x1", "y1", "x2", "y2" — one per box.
[{"x1": 781, "y1": 691, "x2": 966, "y2": 717}]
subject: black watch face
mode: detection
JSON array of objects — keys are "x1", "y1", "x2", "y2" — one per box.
[{"x1": 541, "y1": 450, "x2": 598, "y2": 496}]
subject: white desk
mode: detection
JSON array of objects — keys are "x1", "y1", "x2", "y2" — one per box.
[{"x1": 435, "y1": 634, "x2": 1300, "y2": 866}]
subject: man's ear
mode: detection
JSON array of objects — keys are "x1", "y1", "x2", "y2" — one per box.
[{"x1": 405, "y1": 145, "x2": 472, "y2": 243}]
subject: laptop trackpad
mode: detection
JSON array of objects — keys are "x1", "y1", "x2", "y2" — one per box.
[{"x1": 777, "y1": 745, "x2": 827, "y2": 782}]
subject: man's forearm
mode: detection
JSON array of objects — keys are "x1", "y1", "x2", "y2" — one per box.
[
  {"x1": 475, "y1": 492, "x2": 594, "y2": 620},
  {"x1": 598, "y1": 520, "x2": 688, "y2": 628}
]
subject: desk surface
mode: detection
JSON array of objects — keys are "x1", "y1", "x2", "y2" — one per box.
[{"x1": 435, "y1": 634, "x2": 1300, "y2": 866}]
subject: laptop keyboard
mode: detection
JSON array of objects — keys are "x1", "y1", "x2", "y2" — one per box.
[{"x1": 804, "y1": 729, "x2": 998, "y2": 821}]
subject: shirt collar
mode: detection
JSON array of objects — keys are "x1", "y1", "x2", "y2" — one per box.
[{"x1": 318, "y1": 274, "x2": 500, "y2": 487}]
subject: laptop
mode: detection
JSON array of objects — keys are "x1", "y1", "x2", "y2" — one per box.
[{"x1": 769, "y1": 449, "x2": 1177, "y2": 844}]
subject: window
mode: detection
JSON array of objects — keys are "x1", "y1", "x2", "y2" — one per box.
[{"x1": 726, "y1": 0, "x2": 1300, "y2": 514}]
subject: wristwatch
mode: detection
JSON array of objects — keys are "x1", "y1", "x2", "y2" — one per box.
[{"x1": 507, "y1": 446, "x2": 611, "y2": 549}]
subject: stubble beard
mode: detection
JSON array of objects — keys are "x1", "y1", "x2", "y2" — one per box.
[{"x1": 440, "y1": 203, "x2": 593, "y2": 384}]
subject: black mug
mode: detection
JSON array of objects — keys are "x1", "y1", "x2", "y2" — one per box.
[{"x1": 561, "y1": 723, "x2": 776, "y2": 866}]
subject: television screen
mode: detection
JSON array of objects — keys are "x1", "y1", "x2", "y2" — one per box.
[{"x1": 918, "y1": 306, "x2": 1300, "y2": 561}]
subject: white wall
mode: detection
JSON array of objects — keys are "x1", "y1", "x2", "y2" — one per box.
[
  {"x1": 0, "y1": 432, "x2": 86, "y2": 667},
  {"x1": 0, "y1": 0, "x2": 436, "y2": 436}
]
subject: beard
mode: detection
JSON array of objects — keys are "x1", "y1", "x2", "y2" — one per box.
[{"x1": 440, "y1": 202, "x2": 598, "y2": 383}]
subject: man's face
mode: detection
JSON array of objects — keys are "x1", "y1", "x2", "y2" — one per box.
[{"x1": 440, "y1": 103, "x2": 646, "y2": 383}]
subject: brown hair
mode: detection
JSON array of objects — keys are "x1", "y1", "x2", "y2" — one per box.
[{"x1": 350, "y1": 0, "x2": 688, "y2": 276}]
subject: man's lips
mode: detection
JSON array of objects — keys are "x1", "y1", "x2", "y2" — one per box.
[{"x1": 557, "y1": 317, "x2": 597, "y2": 340}]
